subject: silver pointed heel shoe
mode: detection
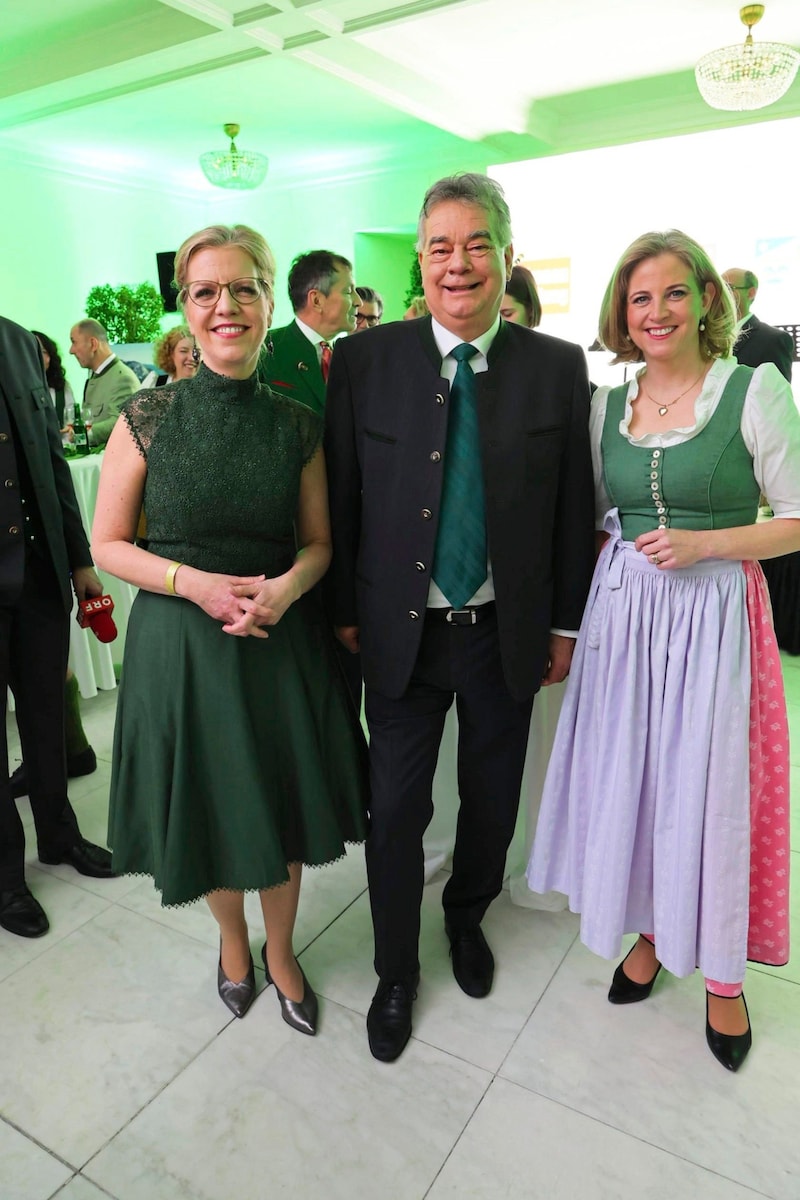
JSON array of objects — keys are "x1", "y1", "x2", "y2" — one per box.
[
  {"x1": 261, "y1": 943, "x2": 318, "y2": 1036},
  {"x1": 217, "y1": 950, "x2": 256, "y2": 1019}
]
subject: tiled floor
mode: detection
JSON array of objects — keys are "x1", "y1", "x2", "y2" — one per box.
[{"x1": 3, "y1": 655, "x2": 799, "y2": 1200}]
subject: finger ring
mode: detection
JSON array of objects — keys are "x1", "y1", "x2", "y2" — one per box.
[{"x1": 650, "y1": 553, "x2": 661, "y2": 565}]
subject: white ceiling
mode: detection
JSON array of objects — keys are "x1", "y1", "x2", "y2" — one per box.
[{"x1": 2, "y1": 0, "x2": 799, "y2": 193}]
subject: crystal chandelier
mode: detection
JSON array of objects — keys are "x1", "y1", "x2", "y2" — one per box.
[
  {"x1": 695, "y1": 5, "x2": 800, "y2": 112},
  {"x1": 199, "y1": 123, "x2": 269, "y2": 190}
]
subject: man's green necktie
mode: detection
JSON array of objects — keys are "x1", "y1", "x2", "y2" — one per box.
[{"x1": 432, "y1": 343, "x2": 487, "y2": 608}]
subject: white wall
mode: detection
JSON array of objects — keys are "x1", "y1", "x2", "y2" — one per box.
[
  {"x1": 0, "y1": 150, "x2": 488, "y2": 394},
  {"x1": 492, "y1": 118, "x2": 800, "y2": 390}
]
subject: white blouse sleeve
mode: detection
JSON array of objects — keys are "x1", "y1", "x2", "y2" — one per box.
[
  {"x1": 590, "y1": 385, "x2": 612, "y2": 527},
  {"x1": 741, "y1": 364, "x2": 800, "y2": 519}
]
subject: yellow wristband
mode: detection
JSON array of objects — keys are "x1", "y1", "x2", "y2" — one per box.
[{"x1": 165, "y1": 561, "x2": 182, "y2": 595}]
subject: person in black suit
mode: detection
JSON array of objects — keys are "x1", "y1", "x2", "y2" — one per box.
[
  {"x1": 722, "y1": 268, "x2": 793, "y2": 381},
  {"x1": 325, "y1": 173, "x2": 595, "y2": 1061},
  {"x1": 0, "y1": 316, "x2": 114, "y2": 940},
  {"x1": 723, "y1": 268, "x2": 799, "y2": 653}
]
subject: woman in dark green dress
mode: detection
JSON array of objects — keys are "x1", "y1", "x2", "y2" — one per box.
[{"x1": 93, "y1": 224, "x2": 368, "y2": 1032}]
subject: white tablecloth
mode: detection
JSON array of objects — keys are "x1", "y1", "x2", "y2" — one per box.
[{"x1": 66, "y1": 453, "x2": 137, "y2": 698}]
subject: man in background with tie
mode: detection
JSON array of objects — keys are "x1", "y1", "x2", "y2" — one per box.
[
  {"x1": 260, "y1": 250, "x2": 359, "y2": 415},
  {"x1": 325, "y1": 173, "x2": 594, "y2": 1062}
]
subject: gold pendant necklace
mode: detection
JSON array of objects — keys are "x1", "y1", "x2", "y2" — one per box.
[{"x1": 640, "y1": 367, "x2": 707, "y2": 416}]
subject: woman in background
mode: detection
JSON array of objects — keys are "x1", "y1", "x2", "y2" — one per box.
[
  {"x1": 500, "y1": 264, "x2": 541, "y2": 329},
  {"x1": 93, "y1": 224, "x2": 368, "y2": 1032},
  {"x1": 528, "y1": 229, "x2": 800, "y2": 1072},
  {"x1": 140, "y1": 326, "x2": 197, "y2": 388},
  {"x1": 32, "y1": 330, "x2": 75, "y2": 427}
]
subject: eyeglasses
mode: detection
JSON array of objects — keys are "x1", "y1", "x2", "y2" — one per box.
[
  {"x1": 183, "y1": 278, "x2": 269, "y2": 307},
  {"x1": 727, "y1": 284, "x2": 750, "y2": 291},
  {"x1": 355, "y1": 312, "x2": 381, "y2": 326}
]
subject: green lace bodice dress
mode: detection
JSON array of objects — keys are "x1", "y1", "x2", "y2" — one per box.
[{"x1": 108, "y1": 364, "x2": 368, "y2": 906}]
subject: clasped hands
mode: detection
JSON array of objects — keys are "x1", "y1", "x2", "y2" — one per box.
[
  {"x1": 194, "y1": 571, "x2": 301, "y2": 638},
  {"x1": 635, "y1": 527, "x2": 706, "y2": 570}
]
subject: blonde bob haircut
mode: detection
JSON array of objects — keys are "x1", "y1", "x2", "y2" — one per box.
[
  {"x1": 598, "y1": 229, "x2": 736, "y2": 365},
  {"x1": 174, "y1": 224, "x2": 276, "y2": 303}
]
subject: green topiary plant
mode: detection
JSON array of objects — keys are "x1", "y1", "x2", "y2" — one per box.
[
  {"x1": 85, "y1": 282, "x2": 164, "y2": 343},
  {"x1": 403, "y1": 250, "x2": 423, "y2": 308}
]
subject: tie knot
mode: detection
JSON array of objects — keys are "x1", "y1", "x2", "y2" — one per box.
[{"x1": 452, "y1": 343, "x2": 478, "y2": 364}]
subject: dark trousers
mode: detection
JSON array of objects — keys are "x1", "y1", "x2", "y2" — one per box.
[
  {"x1": 364, "y1": 608, "x2": 534, "y2": 983},
  {"x1": 0, "y1": 550, "x2": 79, "y2": 889}
]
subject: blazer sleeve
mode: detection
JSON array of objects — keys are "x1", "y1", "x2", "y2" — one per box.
[
  {"x1": 51, "y1": 418, "x2": 93, "y2": 572},
  {"x1": 774, "y1": 330, "x2": 794, "y2": 383},
  {"x1": 550, "y1": 347, "x2": 595, "y2": 632},
  {"x1": 324, "y1": 345, "x2": 361, "y2": 626}
]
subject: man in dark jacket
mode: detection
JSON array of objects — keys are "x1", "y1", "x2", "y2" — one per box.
[
  {"x1": 723, "y1": 268, "x2": 793, "y2": 381},
  {"x1": 325, "y1": 174, "x2": 595, "y2": 1061},
  {"x1": 1, "y1": 316, "x2": 114, "y2": 940}
]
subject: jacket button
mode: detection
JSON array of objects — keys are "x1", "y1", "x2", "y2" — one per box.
[
  {"x1": 408, "y1": 610, "x2": 420, "y2": 620},
  {"x1": 435, "y1": 393, "x2": 445, "y2": 405},
  {"x1": 0, "y1": 433, "x2": 8, "y2": 442},
  {"x1": 9, "y1": 525, "x2": 20, "y2": 535},
  {"x1": 4, "y1": 479, "x2": 14, "y2": 488},
  {"x1": 421, "y1": 508, "x2": 432, "y2": 520},
  {"x1": 415, "y1": 561, "x2": 426, "y2": 572},
  {"x1": 430, "y1": 451, "x2": 441, "y2": 462}
]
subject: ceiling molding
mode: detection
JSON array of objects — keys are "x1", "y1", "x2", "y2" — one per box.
[
  {"x1": 2, "y1": 0, "x2": 799, "y2": 198},
  {"x1": 156, "y1": 0, "x2": 235, "y2": 27},
  {"x1": 0, "y1": 48, "x2": 270, "y2": 131}
]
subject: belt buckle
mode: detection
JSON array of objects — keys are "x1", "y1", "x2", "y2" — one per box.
[{"x1": 446, "y1": 608, "x2": 476, "y2": 625}]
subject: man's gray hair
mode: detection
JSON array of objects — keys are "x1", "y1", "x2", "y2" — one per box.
[
  {"x1": 416, "y1": 173, "x2": 512, "y2": 251},
  {"x1": 74, "y1": 318, "x2": 109, "y2": 343}
]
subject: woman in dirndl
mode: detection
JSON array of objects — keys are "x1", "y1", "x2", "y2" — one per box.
[{"x1": 528, "y1": 229, "x2": 800, "y2": 1071}]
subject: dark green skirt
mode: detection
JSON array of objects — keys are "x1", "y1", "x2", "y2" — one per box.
[{"x1": 108, "y1": 589, "x2": 368, "y2": 906}]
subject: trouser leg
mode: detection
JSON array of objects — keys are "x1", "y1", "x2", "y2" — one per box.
[
  {"x1": 442, "y1": 616, "x2": 533, "y2": 930},
  {"x1": 365, "y1": 681, "x2": 451, "y2": 982},
  {"x1": 0, "y1": 604, "x2": 26, "y2": 890},
  {"x1": 10, "y1": 554, "x2": 79, "y2": 860}
]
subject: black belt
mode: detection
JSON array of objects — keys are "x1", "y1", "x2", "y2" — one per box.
[{"x1": 426, "y1": 602, "x2": 495, "y2": 626}]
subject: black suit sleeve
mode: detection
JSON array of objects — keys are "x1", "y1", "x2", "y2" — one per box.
[
  {"x1": 324, "y1": 346, "x2": 362, "y2": 626},
  {"x1": 774, "y1": 331, "x2": 794, "y2": 383},
  {"x1": 550, "y1": 347, "x2": 595, "y2": 632}
]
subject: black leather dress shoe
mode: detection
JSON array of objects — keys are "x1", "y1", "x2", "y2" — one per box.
[
  {"x1": 39, "y1": 838, "x2": 116, "y2": 878},
  {"x1": 0, "y1": 886, "x2": 49, "y2": 938},
  {"x1": 10, "y1": 746, "x2": 97, "y2": 799},
  {"x1": 445, "y1": 923, "x2": 494, "y2": 998},
  {"x1": 608, "y1": 936, "x2": 662, "y2": 1004},
  {"x1": 367, "y1": 976, "x2": 419, "y2": 1062},
  {"x1": 706, "y1": 993, "x2": 752, "y2": 1072}
]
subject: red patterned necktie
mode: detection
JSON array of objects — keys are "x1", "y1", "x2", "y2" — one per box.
[{"x1": 320, "y1": 341, "x2": 332, "y2": 382}]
